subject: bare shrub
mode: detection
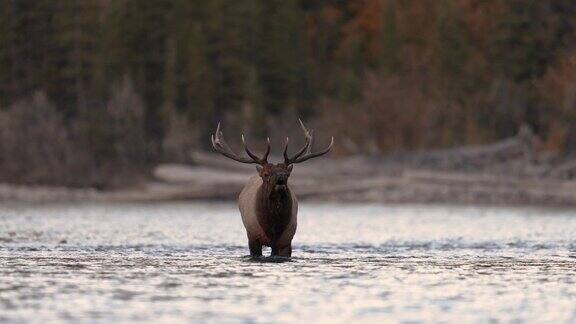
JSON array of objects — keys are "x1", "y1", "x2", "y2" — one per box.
[
  {"x1": 0, "y1": 92, "x2": 82, "y2": 185},
  {"x1": 74, "y1": 77, "x2": 152, "y2": 187},
  {"x1": 537, "y1": 51, "x2": 576, "y2": 152},
  {"x1": 161, "y1": 104, "x2": 198, "y2": 163},
  {"x1": 0, "y1": 78, "x2": 154, "y2": 188},
  {"x1": 319, "y1": 73, "x2": 447, "y2": 154}
]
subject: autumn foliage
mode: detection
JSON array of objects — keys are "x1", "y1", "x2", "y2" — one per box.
[{"x1": 1, "y1": 0, "x2": 576, "y2": 185}]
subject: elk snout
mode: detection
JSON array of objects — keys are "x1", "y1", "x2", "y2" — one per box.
[{"x1": 274, "y1": 174, "x2": 288, "y2": 190}]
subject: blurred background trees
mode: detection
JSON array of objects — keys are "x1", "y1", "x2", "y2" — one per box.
[{"x1": 1, "y1": 0, "x2": 576, "y2": 187}]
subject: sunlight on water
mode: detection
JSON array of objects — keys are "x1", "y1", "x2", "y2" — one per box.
[{"x1": 1, "y1": 202, "x2": 576, "y2": 323}]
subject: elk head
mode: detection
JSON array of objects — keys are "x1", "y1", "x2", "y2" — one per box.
[{"x1": 211, "y1": 119, "x2": 333, "y2": 192}]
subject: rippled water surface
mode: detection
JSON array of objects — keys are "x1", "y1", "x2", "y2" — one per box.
[{"x1": 1, "y1": 202, "x2": 576, "y2": 323}]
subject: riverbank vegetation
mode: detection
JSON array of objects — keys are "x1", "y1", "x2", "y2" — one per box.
[{"x1": 1, "y1": 1, "x2": 576, "y2": 187}]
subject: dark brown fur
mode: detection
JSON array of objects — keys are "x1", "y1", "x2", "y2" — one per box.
[
  {"x1": 256, "y1": 184, "x2": 292, "y2": 252},
  {"x1": 253, "y1": 163, "x2": 293, "y2": 256}
]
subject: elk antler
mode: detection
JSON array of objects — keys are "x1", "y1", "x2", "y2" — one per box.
[
  {"x1": 211, "y1": 122, "x2": 270, "y2": 164},
  {"x1": 283, "y1": 119, "x2": 333, "y2": 165}
]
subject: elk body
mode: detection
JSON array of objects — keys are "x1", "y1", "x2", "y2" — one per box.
[{"x1": 212, "y1": 120, "x2": 333, "y2": 257}]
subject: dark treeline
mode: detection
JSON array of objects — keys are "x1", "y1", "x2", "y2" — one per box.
[{"x1": 1, "y1": 0, "x2": 576, "y2": 187}]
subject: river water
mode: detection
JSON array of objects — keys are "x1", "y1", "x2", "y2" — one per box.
[{"x1": 1, "y1": 202, "x2": 576, "y2": 323}]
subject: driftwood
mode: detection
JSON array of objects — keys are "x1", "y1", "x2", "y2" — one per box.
[{"x1": 547, "y1": 159, "x2": 576, "y2": 179}]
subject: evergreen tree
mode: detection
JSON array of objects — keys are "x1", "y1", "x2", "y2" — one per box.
[
  {"x1": 0, "y1": 1, "x2": 14, "y2": 107},
  {"x1": 100, "y1": 0, "x2": 172, "y2": 157},
  {"x1": 5, "y1": 1, "x2": 58, "y2": 100},
  {"x1": 51, "y1": 0, "x2": 102, "y2": 116},
  {"x1": 256, "y1": 0, "x2": 311, "y2": 117}
]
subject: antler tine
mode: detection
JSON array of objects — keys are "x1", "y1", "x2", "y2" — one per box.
[
  {"x1": 283, "y1": 136, "x2": 312, "y2": 164},
  {"x1": 292, "y1": 136, "x2": 334, "y2": 164},
  {"x1": 284, "y1": 119, "x2": 333, "y2": 165},
  {"x1": 306, "y1": 130, "x2": 314, "y2": 154},
  {"x1": 283, "y1": 137, "x2": 290, "y2": 163},
  {"x1": 211, "y1": 122, "x2": 261, "y2": 164},
  {"x1": 283, "y1": 118, "x2": 312, "y2": 163},
  {"x1": 241, "y1": 134, "x2": 265, "y2": 163},
  {"x1": 298, "y1": 118, "x2": 312, "y2": 141},
  {"x1": 261, "y1": 137, "x2": 271, "y2": 162},
  {"x1": 298, "y1": 118, "x2": 313, "y2": 157},
  {"x1": 213, "y1": 122, "x2": 235, "y2": 153}
]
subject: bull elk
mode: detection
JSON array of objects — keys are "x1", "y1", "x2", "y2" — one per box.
[{"x1": 211, "y1": 120, "x2": 333, "y2": 258}]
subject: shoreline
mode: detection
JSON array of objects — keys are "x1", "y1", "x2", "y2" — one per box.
[
  {"x1": 1, "y1": 183, "x2": 576, "y2": 213},
  {"x1": 2, "y1": 168, "x2": 576, "y2": 209},
  {"x1": 2, "y1": 131, "x2": 576, "y2": 208}
]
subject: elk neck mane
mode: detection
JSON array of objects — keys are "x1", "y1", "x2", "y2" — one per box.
[{"x1": 256, "y1": 180, "x2": 292, "y2": 241}]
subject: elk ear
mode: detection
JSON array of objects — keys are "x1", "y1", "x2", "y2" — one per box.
[
  {"x1": 287, "y1": 164, "x2": 293, "y2": 173},
  {"x1": 256, "y1": 165, "x2": 263, "y2": 173}
]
